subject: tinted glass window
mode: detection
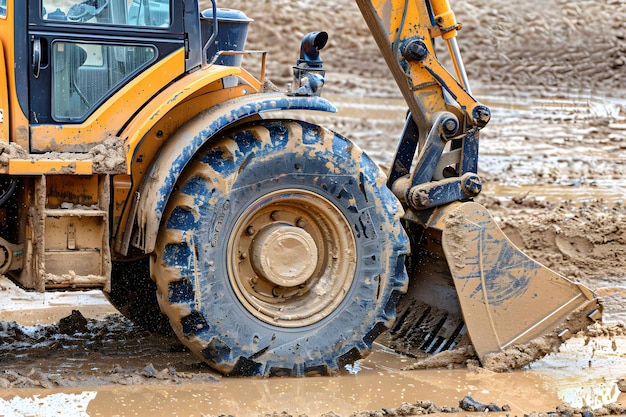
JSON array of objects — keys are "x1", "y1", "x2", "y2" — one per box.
[
  {"x1": 52, "y1": 41, "x2": 155, "y2": 120},
  {"x1": 42, "y1": 0, "x2": 171, "y2": 27}
]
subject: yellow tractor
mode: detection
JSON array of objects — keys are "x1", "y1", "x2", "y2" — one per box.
[{"x1": 0, "y1": 0, "x2": 601, "y2": 376}]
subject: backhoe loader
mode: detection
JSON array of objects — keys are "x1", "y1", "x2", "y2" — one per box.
[{"x1": 0, "y1": 0, "x2": 602, "y2": 376}]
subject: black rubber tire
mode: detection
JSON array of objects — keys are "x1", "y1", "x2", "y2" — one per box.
[
  {"x1": 104, "y1": 258, "x2": 173, "y2": 335},
  {"x1": 152, "y1": 120, "x2": 409, "y2": 376}
]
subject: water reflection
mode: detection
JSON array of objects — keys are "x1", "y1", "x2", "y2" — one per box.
[{"x1": 532, "y1": 335, "x2": 626, "y2": 408}]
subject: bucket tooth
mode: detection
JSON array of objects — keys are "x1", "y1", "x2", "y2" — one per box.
[{"x1": 384, "y1": 231, "x2": 471, "y2": 358}]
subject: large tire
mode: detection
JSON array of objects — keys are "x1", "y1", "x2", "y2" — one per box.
[
  {"x1": 152, "y1": 120, "x2": 409, "y2": 376},
  {"x1": 104, "y1": 258, "x2": 173, "y2": 335}
]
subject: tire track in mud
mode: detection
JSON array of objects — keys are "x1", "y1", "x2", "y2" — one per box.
[{"x1": 0, "y1": 313, "x2": 218, "y2": 389}]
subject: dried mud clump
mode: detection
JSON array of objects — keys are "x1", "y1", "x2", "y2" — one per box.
[
  {"x1": 58, "y1": 309, "x2": 89, "y2": 334},
  {"x1": 88, "y1": 136, "x2": 127, "y2": 173},
  {"x1": 402, "y1": 346, "x2": 475, "y2": 371},
  {"x1": 236, "y1": 397, "x2": 511, "y2": 417},
  {"x1": 0, "y1": 137, "x2": 126, "y2": 174},
  {"x1": 209, "y1": 401, "x2": 626, "y2": 417},
  {"x1": 481, "y1": 334, "x2": 563, "y2": 373},
  {"x1": 526, "y1": 402, "x2": 626, "y2": 417},
  {"x1": 0, "y1": 140, "x2": 28, "y2": 167}
]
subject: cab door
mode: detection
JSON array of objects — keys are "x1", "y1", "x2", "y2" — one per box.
[{"x1": 26, "y1": 0, "x2": 187, "y2": 152}]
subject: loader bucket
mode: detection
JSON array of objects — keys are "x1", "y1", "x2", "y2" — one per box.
[{"x1": 388, "y1": 201, "x2": 602, "y2": 371}]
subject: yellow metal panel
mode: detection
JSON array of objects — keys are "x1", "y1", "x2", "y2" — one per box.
[
  {"x1": 112, "y1": 175, "x2": 132, "y2": 228},
  {"x1": 121, "y1": 65, "x2": 244, "y2": 169},
  {"x1": 0, "y1": 0, "x2": 30, "y2": 148},
  {"x1": 8, "y1": 160, "x2": 93, "y2": 175},
  {"x1": 46, "y1": 175, "x2": 100, "y2": 208}
]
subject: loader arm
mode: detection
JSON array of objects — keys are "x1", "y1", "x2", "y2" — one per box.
[
  {"x1": 356, "y1": 0, "x2": 490, "y2": 221},
  {"x1": 356, "y1": 0, "x2": 602, "y2": 367}
]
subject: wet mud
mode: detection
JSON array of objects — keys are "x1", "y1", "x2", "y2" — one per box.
[
  {"x1": 0, "y1": 311, "x2": 218, "y2": 389},
  {"x1": 2, "y1": 0, "x2": 626, "y2": 415},
  {"x1": 1, "y1": 308, "x2": 625, "y2": 416}
]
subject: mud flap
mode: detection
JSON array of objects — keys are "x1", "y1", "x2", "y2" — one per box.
[{"x1": 441, "y1": 202, "x2": 602, "y2": 366}]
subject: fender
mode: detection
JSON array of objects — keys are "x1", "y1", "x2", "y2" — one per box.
[{"x1": 121, "y1": 93, "x2": 337, "y2": 255}]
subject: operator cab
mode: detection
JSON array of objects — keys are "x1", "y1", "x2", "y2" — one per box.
[
  {"x1": 7, "y1": 0, "x2": 253, "y2": 152},
  {"x1": 25, "y1": 0, "x2": 187, "y2": 128}
]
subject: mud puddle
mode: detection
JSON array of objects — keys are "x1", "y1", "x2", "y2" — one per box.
[{"x1": 1, "y1": 328, "x2": 625, "y2": 416}]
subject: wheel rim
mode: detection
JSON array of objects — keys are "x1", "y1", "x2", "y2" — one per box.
[{"x1": 227, "y1": 189, "x2": 357, "y2": 327}]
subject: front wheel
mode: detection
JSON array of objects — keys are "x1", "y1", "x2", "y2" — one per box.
[{"x1": 152, "y1": 120, "x2": 409, "y2": 376}]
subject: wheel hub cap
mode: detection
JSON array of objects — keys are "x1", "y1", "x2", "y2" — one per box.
[
  {"x1": 228, "y1": 189, "x2": 357, "y2": 327},
  {"x1": 250, "y1": 223, "x2": 318, "y2": 287}
]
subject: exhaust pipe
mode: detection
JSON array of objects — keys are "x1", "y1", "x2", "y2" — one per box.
[
  {"x1": 290, "y1": 31, "x2": 329, "y2": 96},
  {"x1": 298, "y1": 31, "x2": 328, "y2": 68}
]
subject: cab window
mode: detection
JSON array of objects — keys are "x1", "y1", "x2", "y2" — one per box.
[
  {"x1": 0, "y1": 0, "x2": 6, "y2": 18},
  {"x1": 52, "y1": 41, "x2": 155, "y2": 120},
  {"x1": 42, "y1": 0, "x2": 171, "y2": 27}
]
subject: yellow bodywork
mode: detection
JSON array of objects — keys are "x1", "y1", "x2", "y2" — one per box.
[
  {"x1": 0, "y1": 3, "x2": 29, "y2": 148},
  {"x1": 0, "y1": 40, "x2": 9, "y2": 143},
  {"x1": 28, "y1": 48, "x2": 187, "y2": 152},
  {"x1": 0, "y1": 0, "x2": 265, "y2": 290},
  {"x1": 8, "y1": 160, "x2": 92, "y2": 175}
]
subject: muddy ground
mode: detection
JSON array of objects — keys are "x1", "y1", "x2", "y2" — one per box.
[{"x1": 2, "y1": 0, "x2": 626, "y2": 416}]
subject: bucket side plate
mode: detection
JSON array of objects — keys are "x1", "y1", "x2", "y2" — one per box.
[{"x1": 441, "y1": 202, "x2": 601, "y2": 366}]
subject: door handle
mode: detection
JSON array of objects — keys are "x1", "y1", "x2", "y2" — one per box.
[{"x1": 32, "y1": 37, "x2": 42, "y2": 78}]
